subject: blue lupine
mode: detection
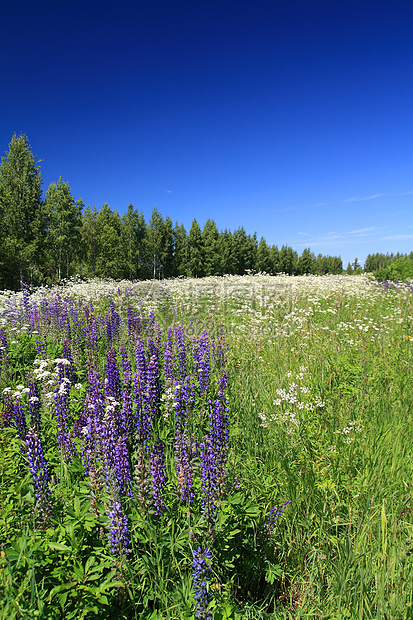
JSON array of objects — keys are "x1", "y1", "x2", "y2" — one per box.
[
  {"x1": 108, "y1": 501, "x2": 130, "y2": 556},
  {"x1": 105, "y1": 348, "x2": 121, "y2": 401},
  {"x1": 114, "y1": 435, "x2": 133, "y2": 497},
  {"x1": 150, "y1": 439, "x2": 167, "y2": 515},
  {"x1": 200, "y1": 438, "x2": 217, "y2": 524},
  {"x1": 120, "y1": 346, "x2": 133, "y2": 391},
  {"x1": 1, "y1": 394, "x2": 13, "y2": 428},
  {"x1": 263, "y1": 500, "x2": 292, "y2": 536},
  {"x1": 25, "y1": 429, "x2": 52, "y2": 525},
  {"x1": 135, "y1": 337, "x2": 147, "y2": 377},
  {"x1": 0, "y1": 327, "x2": 7, "y2": 377},
  {"x1": 13, "y1": 398, "x2": 27, "y2": 441},
  {"x1": 36, "y1": 339, "x2": 47, "y2": 359},
  {"x1": 192, "y1": 546, "x2": 212, "y2": 620}
]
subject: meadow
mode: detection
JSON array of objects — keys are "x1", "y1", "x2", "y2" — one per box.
[{"x1": 0, "y1": 273, "x2": 412, "y2": 619}]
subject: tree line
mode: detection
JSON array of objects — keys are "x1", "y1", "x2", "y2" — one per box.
[{"x1": 0, "y1": 133, "x2": 345, "y2": 290}]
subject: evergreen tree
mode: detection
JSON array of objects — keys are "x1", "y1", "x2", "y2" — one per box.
[
  {"x1": 257, "y1": 237, "x2": 271, "y2": 273},
  {"x1": 202, "y1": 219, "x2": 220, "y2": 276},
  {"x1": 187, "y1": 219, "x2": 204, "y2": 277},
  {"x1": 172, "y1": 222, "x2": 188, "y2": 276},
  {"x1": 270, "y1": 245, "x2": 280, "y2": 273},
  {"x1": 0, "y1": 133, "x2": 44, "y2": 288},
  {"x1": 279, "y1": 245, "x2": 298, "y2": 275},
  {"x1": 218, "y1": 229, "x2": 233, "y2": 275},
  {"x1": 297, "y1": 248, "x2": 316, "y2": 275}
]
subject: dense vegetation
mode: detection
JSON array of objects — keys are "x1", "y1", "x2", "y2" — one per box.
[
  {"x1": 1, "y1": 274, "x2": 413, "y2": 619},
  {"x1": 0, "y1": 133, "x2": 346, "y2": 290}
]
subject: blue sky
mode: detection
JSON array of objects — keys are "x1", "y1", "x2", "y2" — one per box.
[{"x1": 1, "y1": 0, "x2": 412, "y2": 267}]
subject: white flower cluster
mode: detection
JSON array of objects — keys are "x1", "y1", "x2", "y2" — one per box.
[
  {"x1": 259, "y1": 367, "x2": 325, "y2": 433},
  {"x1": 335, "y1": 420, "x2": 362, "y2": 444}
]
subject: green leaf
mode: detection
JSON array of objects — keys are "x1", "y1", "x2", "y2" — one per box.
[{"x1": 47, "y1": 542, "x2": 72, "y2": 553}]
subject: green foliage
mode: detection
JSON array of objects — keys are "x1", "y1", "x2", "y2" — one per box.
[{"x1": 0, "y1": 133, "x2": 44, "y2": 288}]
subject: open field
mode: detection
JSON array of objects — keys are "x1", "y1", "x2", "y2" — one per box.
[{"x1": 1, "y1": 274, "x2": 413, "y2": 619}]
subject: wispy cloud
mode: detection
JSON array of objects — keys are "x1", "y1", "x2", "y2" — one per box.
[
  {"x1": 349, "y1": 227, "x2": 378, "y2": 235},
  {"x1": 379, "y1": 234, "x2": 413, "y2": 241},
  {"x1": 298, "y1": 232, "x2": 308, "y2": 236},
  {"x1": 399, "y1": 190, "x2": 413, "y2": 196},
  {"x1": 343, "y1": 194, "x2": 384, "y2": 203},
  {"x1": 166, "y1": 190, "x2": 172, "y2": 193}
]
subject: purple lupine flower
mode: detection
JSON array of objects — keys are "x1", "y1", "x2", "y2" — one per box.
[
  {"x1": 80, "y1": 371, "x2": 106, "y2": 476},
  {"x1": 25, "y1": 429, "x2": 52, "y2": 526},
  {"x1": 106, "y1": 299, "x2": 121, "y2": 344},
  {"x1": 53, "y1": 382, "x2": 77, "y2": 463},
  {"x1": 150, "y1": 439, "x2": 167, "y2": 515},
  {"x1": 147, "y1": 336, "x2": 159, "y2": 362},
  {"x1": 200, "y1": 437, "x2": 217, "y2": 524},
  {"x1": 105, "y1": 348, "x2": 121, "y2": 401},
  {"x1": 263, "y1": 500, "x2": 292, "y2": 536},
  {"x1": 145, "y1": 354, "x2": 160, "y2": 417},
  {"x1": 192, "y1": 546, "x2": 212, "y2": 620},
  {"x1": 36, "y1": 339, "x2": 47, "y2": 359},
  {"x1": 100, "y1": 407, "x2": 119, "y2": 482},
  {"x1": 1, "y1": 394, "x2": 14, "y2": 428},
  {"x1": 0, "y1": 327, "x2": 7, "y2": 377},
  {"x1": 0, "y1": 327, "x2": 7, "y2": 349},
  {"x1": 28, "y1": 378, "x2": 41, "y2": 432},
  {"x1": 127, "y1": 306, "x2": 142, "y2": 340},
  {"x1": 13, "y1": 398, "x2": 27, "y2": 441},
  {"x1": 120, "y1": 388, "x2": 134, "y2": 440},
  {"x1": 120, "y1": 346, "x2": 133, "y2": 391},
  {"x1": 114, "y1": 435, "x2": 133, "y2": 497},
  {"x1": 108, "y1": 501, "x2": 130, "y2": 556},
  {"x1": 175, "y1": 325, "x2": 187, "y2": 379},
  {"x1": 135, "y1": 336, "x2": 147, "y2": 377}
]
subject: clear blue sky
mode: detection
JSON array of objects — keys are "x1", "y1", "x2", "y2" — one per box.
[{"x1": 1, "y1": 0, "x2": 412, "y2": 267}]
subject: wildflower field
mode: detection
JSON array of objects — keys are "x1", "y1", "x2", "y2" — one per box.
[{"x1": 1, "y1": 274, "x2": 413, "y2": 619}]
